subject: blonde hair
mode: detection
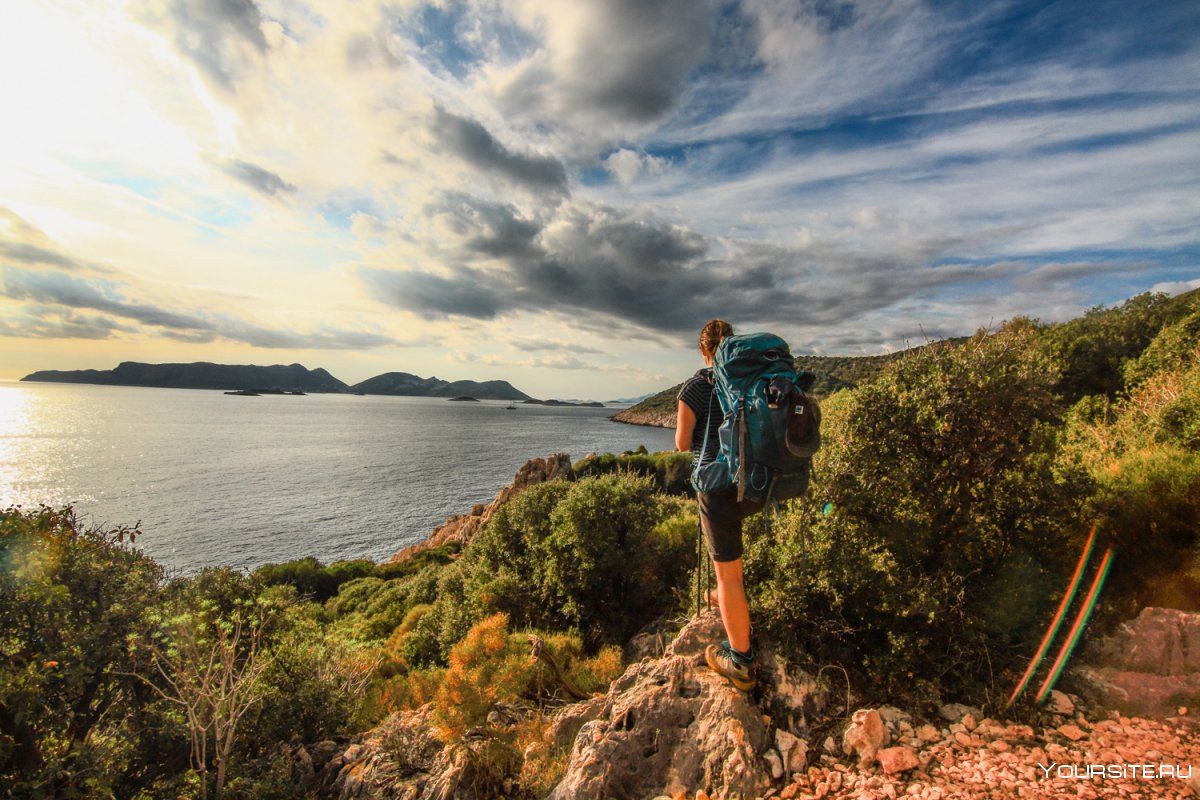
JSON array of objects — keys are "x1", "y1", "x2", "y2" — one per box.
[{"x1": 699, "y1": 319, "x2": 733, "y2": 359}]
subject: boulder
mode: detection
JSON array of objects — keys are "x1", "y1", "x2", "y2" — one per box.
[
  {"x1": 1066, "y1": 607, "x2": 1200, "y2": 719},
  {"x1": 842, "y1": 708, "x2": 887, "y2": 768},
  {"x1": 548, "y1": 610, "x2": 781, "y2": 800}
]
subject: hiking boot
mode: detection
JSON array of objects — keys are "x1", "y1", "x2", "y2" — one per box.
[{"x1": 705, "y1": 642, "x2": 756, "y2": 691}]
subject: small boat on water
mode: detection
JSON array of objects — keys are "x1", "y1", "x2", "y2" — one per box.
[{"x1": 505, "y1": 404, "x2": 517, "y2": 410}]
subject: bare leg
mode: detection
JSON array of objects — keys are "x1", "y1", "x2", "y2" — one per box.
[{"x1": 713, "y1": 557, "x2": 751, "y2": 653}]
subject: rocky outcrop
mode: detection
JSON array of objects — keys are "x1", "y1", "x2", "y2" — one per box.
[
  {"x1": 321, "y1": 705, "x2": 504, "y2": 800},
  {"x1": 389, "y1": 453, "x2": 574, "y2": 563},
  {"x1": 1066, "y1": 606, "x2": 1200, "y2": 718},
  {"x1": 547, "y1": 610, "x2": 825, "y2": 800}
]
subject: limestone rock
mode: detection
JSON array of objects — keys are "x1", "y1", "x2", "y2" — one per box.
[
  {"x1": 1046, "y1": 689, "x2": 1074, "y2": 716},
  {"x1": 937, "y1": 703, "x2": 982, "y2": 723},
  {"x1": 842, "y1": 708, "x2": 887, "y2": 768},
  {"x1": 1066, "y1": 607, "x2": 1200, "y2": 719},
  {"x1": 325, "y1": 706, "x2": 492, "y2": 800},
  {"x1": 547, "y1": 694, "x2": 606, "y2": 751},
  {"x1": 775, "y1": 728, "x2": 808, "y2": 772},
  {"x1": 548, "y1": 610, "x2": 775, "y2": 800},
  {"x1": 877, "y1": 745, "x2": 920, "y2": 774}
]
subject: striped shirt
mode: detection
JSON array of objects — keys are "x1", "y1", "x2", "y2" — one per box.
[{"x1": 677, "y1": 369, "x2": 721, "y2": 468}]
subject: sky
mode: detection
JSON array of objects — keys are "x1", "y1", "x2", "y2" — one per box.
[{"x1": 1, "y1": 0, "x2": 1197, "y2": 399}]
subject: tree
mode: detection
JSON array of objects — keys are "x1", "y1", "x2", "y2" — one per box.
[{"x1": 139, "y1": 595, "x2": 274, "y2": 800}]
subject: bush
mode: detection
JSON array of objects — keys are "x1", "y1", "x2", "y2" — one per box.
[
  {"x1": 1061, "y1": 345, "x2": 1200, "y2": 612},
  {"x1": 248, "y1": 600, "x2": 379, "y2": 747},
  {"x1": 468, "y1": 473, "x2": 694, "y2": 648},
  {"x1": 573, "y1": 448, "x2": 694, "y2": 495},
  {"x1": 0, "y1": 506, "x2": 169, "y2": 796},
  {"x1": 745, "y1": 323, "x2": 1089, "y2": 703},
  {"x1": 1123, "y1": 306, "x2": 1200, "y2": 387},
  {"x1": 1041, "y1": 291, "x2": 1183, "y2": 401},
  {"x1": 420, "y1": 614, "x2": 622, "y2": 794}
]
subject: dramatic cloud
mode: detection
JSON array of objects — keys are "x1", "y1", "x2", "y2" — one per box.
[
  {"x1": 494, "y1": 0, "x2": 716, "y2": 129},
  {"x1": 359, "y1": 264, "x2": 503, "y2": 320},
  {"x1": 0, "y1": 207, "x2": 95, "y2": 272},
  {"x1": 0, "y1": 308, "x2": 133, "y2": 340},
  {"x1": 432, "y1": 106, "x2": 567, "y2": 193},
  {"x1": 362, "y1": 198, "x2": 1045, "y2": 339}
]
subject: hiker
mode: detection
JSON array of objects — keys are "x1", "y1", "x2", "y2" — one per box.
[{"x1": 675, "y1": 319, "x2": 762, "y2": 690}]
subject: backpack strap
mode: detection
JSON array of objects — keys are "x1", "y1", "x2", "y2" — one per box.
[{"x1": 695, "y1": 388, "x2": 715, "y2": 475}]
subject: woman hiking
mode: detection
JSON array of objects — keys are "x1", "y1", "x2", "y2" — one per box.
[{"x1": 675, "y1": 318, "x2": 763, "y2": 691}]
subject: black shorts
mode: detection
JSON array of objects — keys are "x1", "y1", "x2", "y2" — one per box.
[{"x1": 698, "y1": 489, "x2": 764, "y2": 562}]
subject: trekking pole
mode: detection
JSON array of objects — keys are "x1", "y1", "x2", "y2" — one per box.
[{"x1": 695, "y1": 508, "x2": 703, "y2": 618}]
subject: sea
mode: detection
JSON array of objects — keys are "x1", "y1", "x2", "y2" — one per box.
[{"x1": 0, "y1": 380, "x2": 675, "y2": 572}]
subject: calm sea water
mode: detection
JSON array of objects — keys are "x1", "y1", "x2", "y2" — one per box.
[{"x1": 0, "y1": 380, "x2": 674, "y2": 572}]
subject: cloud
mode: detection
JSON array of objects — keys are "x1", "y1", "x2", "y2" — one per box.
[
  {"x1": 363, "y1": 197, "x2": 1036, "y2": 337},
  {"x1": 0, "y1": 206, "x2": 103, "y2": 272},
  {"x1": 494, "y1": 0, "x2": 716, "y2": 131},
  {"x1": 604, "y1": 148, "x2": 668, "y2": 188},
  {"x1": 2, "y1": 267, "x2": 397, "y2": 349},
  {"x1": 428, "y1": 192, "x2": 543, "y2": 259},
  {"x1": 359, "y1": 264, "x2": 503, "y2": 320},
  {"x1": 137, "y1": 0, "x2": 270, "y2": 92},
  {"x1": 432, "y1": 106, "x2": 567, "y2": 193},
  {"x1": 217, "y1": 158, "x2": 297, "y2": 198},
  {"x1": 0, "y1": 308, "x2": 133, "y2": 340}
]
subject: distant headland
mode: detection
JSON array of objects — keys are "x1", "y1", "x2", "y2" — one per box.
[{"x1": 20, "y1": 361, "x2": 532, "y2": 402}]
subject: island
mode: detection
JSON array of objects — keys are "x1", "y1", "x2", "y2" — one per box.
[
  {"x1": 522, "y1": 398, "x2": 605, "y2": 407},
  {"x1": 22, "y1": 361, "x2": 348, "y2": 393},
  {"x1": 447, "y1": 396, "x2": 479, "y2": 402},
  {"x1": 347, "y1": 372, "x2": 530, "y2": 401}
]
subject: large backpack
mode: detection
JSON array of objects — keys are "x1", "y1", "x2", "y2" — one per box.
[{"x1": 690, "y1": 332, "x2": 821, "y2": 504}]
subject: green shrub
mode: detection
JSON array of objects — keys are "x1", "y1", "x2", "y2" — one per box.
[
  {"x1": 746, "y1": 323, "x2": 1089, "y2": 703},
  {"x1": 468, "y1": 473, "x2": 693, "y2": 648},
  {"x1": 248, "y1": 600, "x2": 378, "y2": 747},
  {"x1": 1061, "y1": 350, "x2": 1200, "y2": 612},
  {"x1": 573, "y1": 448, "x2": 694, "y2": 495},
  {"x1": 0, "y1": 506, "x2": 169, "y2": 796},
  {"x1": 1123, "y1": 306, "x2": 1200, "y2": 387},
  {"x1": 1041, "y1": 289, "x2": 1198, "y2": 401}
]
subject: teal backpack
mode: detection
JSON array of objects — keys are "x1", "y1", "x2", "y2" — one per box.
[{"x1": 690, "y1": 332, "x2": 821, "y2": 504}]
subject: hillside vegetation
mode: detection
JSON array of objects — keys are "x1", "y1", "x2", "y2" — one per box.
[
  {"x1": 2, "y1": 288, "x2": 1197, "y2": 798},
  {"x1": 611, "y1": 340, "x2": 962, "y2": 426}
]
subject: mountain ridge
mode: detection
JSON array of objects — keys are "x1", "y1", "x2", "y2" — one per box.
[{"x1": 20, "y1": 361, "x2": 530, "y2": 400}]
